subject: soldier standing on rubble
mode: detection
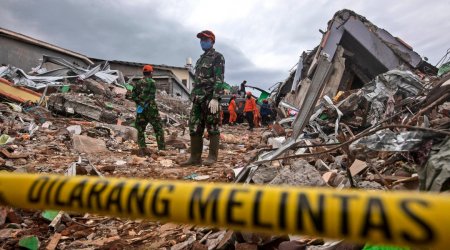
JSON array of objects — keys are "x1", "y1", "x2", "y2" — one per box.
[
  {"x1": 132, "y1": 65, "x2": 165, "y2": 156},
  {"x1": 181, "y1": 30, "x2": 225, "y2": 166}
]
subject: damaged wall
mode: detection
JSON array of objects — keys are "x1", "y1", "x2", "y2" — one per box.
[
  {"x1": 92, "y1": 59, "x2": 191, "y2": 99},
  {"x1": 0, "y1": 28, "x2": 92, "y2": 71},
  {"x1": 152, "y1": 76, "x2": 190, "y2": 99}
]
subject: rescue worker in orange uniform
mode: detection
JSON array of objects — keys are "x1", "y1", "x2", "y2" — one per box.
[
  {"x1": 244, "y1": 91, "x2": 257, "y2": 131},
  {"x1": 228, "y1": 95, "x2": 238, "y2": 125}
]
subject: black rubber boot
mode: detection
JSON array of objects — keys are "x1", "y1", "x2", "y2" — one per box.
[
  {"x1": 203, "y1": 134, "x2": 219, "y2": 166},
  {"x1": 180, "y1": 136, "x2": 203, "y2": 166}
]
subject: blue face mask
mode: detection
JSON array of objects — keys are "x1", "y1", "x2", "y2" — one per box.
[{"x1": 200, "y1": 40, "x2": 213, "y2": 51}]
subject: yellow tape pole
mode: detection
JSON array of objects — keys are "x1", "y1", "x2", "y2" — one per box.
[{"x1": 1, "y1": 173, "x2": 449, "y2": 248}]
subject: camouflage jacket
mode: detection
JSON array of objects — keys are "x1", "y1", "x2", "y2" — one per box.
[
  {"x1": 192, "y1": 48, "x2": 225, "y2": 100},
  {"x1": 131, "y1": 77, "x2": 156, "y2": 106}
]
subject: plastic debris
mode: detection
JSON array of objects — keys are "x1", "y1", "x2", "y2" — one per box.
[{"x1": 19, "y1": 235, "x2": 40, "y2": 250}]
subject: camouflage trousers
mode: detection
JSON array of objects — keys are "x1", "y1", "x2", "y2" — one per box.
[
  {"x1": 189, "y1": 98, "x2": 220, "y2": 136},
  {"x1": 135, "y1": 101, "x2": 165, "y2": 150}
]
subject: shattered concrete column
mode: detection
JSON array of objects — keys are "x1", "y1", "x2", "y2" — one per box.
[{"x1": 321, "y1": 46, "x2": 346, "y2": 99}]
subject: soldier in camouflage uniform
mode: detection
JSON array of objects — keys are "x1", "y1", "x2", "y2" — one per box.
[
  {"x1": 132, "y1": 65, "x2": 165, "y2": 155},
  {"x1": 181, "y1": 30, "x2": 225, "y2": 166}
]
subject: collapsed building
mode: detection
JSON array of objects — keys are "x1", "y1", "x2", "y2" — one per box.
[
  {"x1": 228, "y1": 11, "x2": 450, "y2": 248},
  {"x1": 275, "y1": 9, "x2": 437, "y2": 109},
  {"x1": 238, "y1": 9, "x2": 449, "y2": 195}
]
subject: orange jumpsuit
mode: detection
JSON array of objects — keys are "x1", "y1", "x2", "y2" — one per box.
[
  {"x1": 244, "y1": 97, "x2": 257, "y2": 129},
  {"x1": 228, "y1": 99, "x2": 237, "y2": 124},
  {"x1": 253, "y1": 107, "x2": 261, "y2": 128}
]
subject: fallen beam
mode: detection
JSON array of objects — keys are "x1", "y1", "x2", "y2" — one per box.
[{"x1": 0, "y1": 77, "x2": 42, "y2": 103}]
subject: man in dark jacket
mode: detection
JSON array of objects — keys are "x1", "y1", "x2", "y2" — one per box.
[
  {"x1": 260, "y1": 99, "x2": 273, "y2": 126},
  {"x1": 239, "y1": 80, "x2": 247, "y2": 97}
]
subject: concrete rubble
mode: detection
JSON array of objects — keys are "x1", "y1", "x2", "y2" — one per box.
[{"x1": 0, "y1": 8, "x2": 450, "y2": 250}]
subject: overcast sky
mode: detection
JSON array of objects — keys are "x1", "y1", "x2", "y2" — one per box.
[{"x1": 2, "y1": 0, "x2": 449, "y2": 90}]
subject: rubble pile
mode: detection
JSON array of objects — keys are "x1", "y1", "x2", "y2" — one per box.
[
  {"x1": 253, "y1": 69, "x2": 450, "y2": 190},
  {"x1": 0, "y1": 61, "x2": 267, "y2": 248},
  {"x1": 225, "y1": 9, "x2": 450, "y2": 249},
  {"x1": 221, "y1": 73, "x2": 450, "y2": 249}
]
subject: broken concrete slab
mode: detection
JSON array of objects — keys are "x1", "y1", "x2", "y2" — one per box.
[
  {"x1": 72, "y1": 135, "x2": 108, "y2": 154},
  {"x1": 83, "y1": 79, "x2": 111, "y2": 97},
  {"x1": 48, "y1": 93, "x2": 118, "y2": 123},
  {"x1": 66, "y1": 125, "x2": 82, "y2": 135},
  {"x1": 252, "y1": 165, "x2": 279, "y2": 184},
  {"x1": 97, "y1": 123, "x2": 138, "y2": 142},
  {"x1": 269, "y1": 160, "x2": 326, "y2": 186},
  {"x1": 357, "y1": 180, "x2": 385, "y2": 190},
  {"x1": 267, "y1": 137, "x2": 286, "y2": 149},
  {"x1": 112, "y1": 86, "x2": 127, "y2": 97}
]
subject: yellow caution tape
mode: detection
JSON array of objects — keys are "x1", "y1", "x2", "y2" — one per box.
[{"x1": 1, "y1": 173, "x2": 449, "y2": 248}]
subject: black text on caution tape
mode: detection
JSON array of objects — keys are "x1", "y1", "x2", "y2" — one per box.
[{"x1": 24, "y1": 175, "x2": 438, "y2": 245}]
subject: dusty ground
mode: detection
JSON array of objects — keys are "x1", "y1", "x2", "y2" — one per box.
[{"x1": 0, "y1": 119, "x2": 267, "y2": 249}]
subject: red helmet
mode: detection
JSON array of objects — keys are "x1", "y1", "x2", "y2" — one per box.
[
  {"x1": 246, "y1": 91, "x2": 252, "y2": 96},
  {"x1": 143, "y1": 65, "x2": 153, "y2": 72}
]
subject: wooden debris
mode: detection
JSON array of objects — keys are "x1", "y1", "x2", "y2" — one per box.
[
  {"x1": 0, "y1": 148, "x2": 28, "y2": 159},
  {"x1": 199, "y1": 230, "x2": 212, "y2": 243},
  {"x1": 235, "y1": 242, "x2": 258, "y2": 250},
  {"x1": 45, "y1": 233, "x2": 61, "y2": 250},
  {"x1": 392, "y1": 175, "x2": 419, "y2": 185},
  {"x1": 192, "y1": 241, "x2": 208, "y2": 250},
  {"x1": 216, "y1": 230, "x2": 235, "y2": 249},
  {"x1": 126, "y1": 232, "x2": 155, "y2": 244},
  {"x1": 171, "y1": 235, "x2": 196, "y2": 250},
  {"x1": 72, "y1": 235, "x2": 120, "y2": 247},
  {"x1": 206, "y1": 230, "x2": 227, "y2": 249},
  {"x1": 159, "y1": 222, "x2": 179, "y2": 232},
  {"x1": 49, "y1": 211, "x2": 64, "y2": 231},
  {"x1": 367, "y1": 175, "x2": 416, "y2": 184},
  {"x1": 0, "y1": 228, "x2": 21, "y2": 240},
  {"x1": 349, "y1": 159, "x2": 368, "y2": 176},
  {"x1": 322, "y1": 171, "x2": 337, "y2": 185}
]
